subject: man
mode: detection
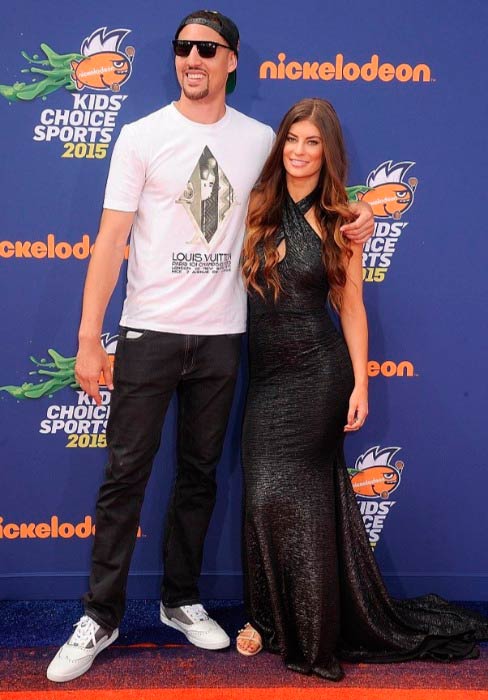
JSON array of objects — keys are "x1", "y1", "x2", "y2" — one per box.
[{"x1": 47, "y1": 10, "x2": 374, "y2": 683}]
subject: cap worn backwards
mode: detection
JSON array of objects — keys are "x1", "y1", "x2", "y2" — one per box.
[{"x1": 175, "y1": 10, "x2": 239, "y2": 93}]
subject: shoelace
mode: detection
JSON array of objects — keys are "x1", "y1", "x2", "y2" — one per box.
[
  {"x1": 69, "y1": 615, "x2": 99, "y2": 648},
  {"x1": 182, "y1": 604, "x2": 209, "y2": 623}
]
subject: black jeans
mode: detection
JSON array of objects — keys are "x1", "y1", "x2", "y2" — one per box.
[{"x1": 83, "y1": 328, "x2": 241, "y2": 630}]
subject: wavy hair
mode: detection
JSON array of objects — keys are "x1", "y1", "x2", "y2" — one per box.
[{"x1": 242, "y1": 98, "x2": 352, "y2": 310}]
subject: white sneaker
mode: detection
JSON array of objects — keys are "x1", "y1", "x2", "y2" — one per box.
[
  {"x1": 160, "y1": 603, "x2": 230, "y2": 650},
  {"x1": 46, "y1": 615, "x2": 119, "y2": 682}
]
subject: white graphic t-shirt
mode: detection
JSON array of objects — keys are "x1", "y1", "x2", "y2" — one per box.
[{"x1": 104, "y1": 103, "x2": 274, "y2": 334}]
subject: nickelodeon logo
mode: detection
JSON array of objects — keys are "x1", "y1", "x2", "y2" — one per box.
[
  {"x1": 0, "y1": 515, "x2": 142, "y2": 539},
  {"x1": 368, "y1": 360, "x2": 415, "y2": 377},
  {"x1": 260, "y1": 53, "x2": 432, "y2": 83},
  {"x1": 0, "y1": 234, "x2": 130, "y2": 260}
]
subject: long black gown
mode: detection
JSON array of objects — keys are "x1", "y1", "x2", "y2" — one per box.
[{"x1": 241, "y1": 190, "x2": 488, "y2": 681}]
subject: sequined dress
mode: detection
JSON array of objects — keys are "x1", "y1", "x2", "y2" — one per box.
[{"x1": 242, "y1": 191, "x2": 488, "y2": 680}]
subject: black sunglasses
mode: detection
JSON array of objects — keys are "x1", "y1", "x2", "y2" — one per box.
[{"x1": 172, "y1": 39, "x2": 232, "y2": 59}]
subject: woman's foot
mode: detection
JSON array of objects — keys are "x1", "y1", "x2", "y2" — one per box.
[{"x1": 236, "y1": 623, "x2": 263, "y2": 656}]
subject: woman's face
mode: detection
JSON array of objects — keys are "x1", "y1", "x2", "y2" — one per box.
[{"x1": 283, "y1": 119, "x2": 324, "y2": 183}]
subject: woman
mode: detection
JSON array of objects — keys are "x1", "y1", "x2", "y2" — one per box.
[{"x1": 238, "y1": 98, "x2": 488, "y2": 680}]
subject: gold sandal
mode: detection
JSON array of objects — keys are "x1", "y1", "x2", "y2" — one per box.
[{"x1": 236, "y1": 623, "x2": 263, "y2": 656}]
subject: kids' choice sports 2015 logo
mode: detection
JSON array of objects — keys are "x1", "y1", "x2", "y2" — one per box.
[
  {"x1": 0, "y1": 334, "x2": 117, "y2": 449},
  {"x1": 350, "y1": 160, "x2": 419, "y2": 283},
  {"x1": 0, "y1": 27, "x2": 134, "y2": 159},
  {"x1": 348, "y1": 445, "x2": 405, "y2": 548}
]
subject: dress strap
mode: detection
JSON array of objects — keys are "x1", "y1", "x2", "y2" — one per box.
[{"x1": 294, "y1": 187, "x2": 321, "y2": 215}]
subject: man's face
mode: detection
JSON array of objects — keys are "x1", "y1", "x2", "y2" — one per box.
[{"x1": 175, "y1": 24, "x2": 237, "y2": 101}]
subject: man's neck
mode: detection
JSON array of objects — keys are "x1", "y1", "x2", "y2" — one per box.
[{"x1": 174, "y1": 94, "x2": 227, "y2": 124}]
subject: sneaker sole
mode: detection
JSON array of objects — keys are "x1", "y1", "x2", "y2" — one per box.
[
  {"x1": 46, "y1": 628, "x2": 119, "y2": 682},
  {"x1": 160, "y1": 609, "x2": 230, "y2": 650}
]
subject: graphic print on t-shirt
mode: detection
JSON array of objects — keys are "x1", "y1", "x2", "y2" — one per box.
[{"x1": 176, "y1": 146, "x2": 236, "y2": 246}]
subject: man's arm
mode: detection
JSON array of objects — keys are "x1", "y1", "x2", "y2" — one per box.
[
  {"x1": 75, "y1": 209, "x2": 135, "y2": 405},
  {"x1": 341, "y1": 200, "x2": 374, "y2": 244}
]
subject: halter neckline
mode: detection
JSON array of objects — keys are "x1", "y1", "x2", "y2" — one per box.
[{"x1": 290, "y1": 187, "x2": 320, "y2": 215}]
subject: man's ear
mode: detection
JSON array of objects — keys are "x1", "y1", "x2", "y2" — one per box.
[{"x1": 229, "y1": 52, "x2": 238, "y2": 72}]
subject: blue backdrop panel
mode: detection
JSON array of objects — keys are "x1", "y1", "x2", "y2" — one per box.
[{"x1": 0, "y1": 0, "x2": 486, "y2": 601}]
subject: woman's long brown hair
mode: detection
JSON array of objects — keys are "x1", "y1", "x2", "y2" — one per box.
[{"x1": 242, "y1": 98, "x2": 352, "y2": 310}]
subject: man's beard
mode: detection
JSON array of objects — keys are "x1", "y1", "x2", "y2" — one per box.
[
  {"x1": 183, "y1": 85, "x2": 210, "y2": 100},
  {"x1": 182, "y1": 74, "x2": 209, "y2": 101}
]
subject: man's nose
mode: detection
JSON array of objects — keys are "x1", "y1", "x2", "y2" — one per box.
[{"x1": 188, "y1": 44, "x2": 202, "y2": 62}]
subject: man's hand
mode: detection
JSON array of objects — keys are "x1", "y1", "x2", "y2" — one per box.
[
  {"x1": 75, "y1": 338, "x2": 114, "y2": 406},
  {"x1": 341, "y1": 200, "x2": 374, "y2": 244}
]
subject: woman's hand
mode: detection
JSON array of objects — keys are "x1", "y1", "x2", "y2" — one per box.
[{"x1": 344, "y1": 384, "x2": 368, "y2": 432}]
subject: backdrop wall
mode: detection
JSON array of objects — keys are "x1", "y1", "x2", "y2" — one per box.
[{"x1": 1, "y1": 0, "x2": 486, "y2": 601}]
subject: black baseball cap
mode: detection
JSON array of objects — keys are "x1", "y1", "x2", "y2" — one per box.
[{"x1": 174, "y1": 10, "x2": 239, "y2": 93}]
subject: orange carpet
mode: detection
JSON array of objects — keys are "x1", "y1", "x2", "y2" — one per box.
[
  {"x1": 2, "y1": 601, "x2": 487, "y2": 699},
  {"x1": 1, "y1": 689, "x2": 488, "y2": 700}
]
